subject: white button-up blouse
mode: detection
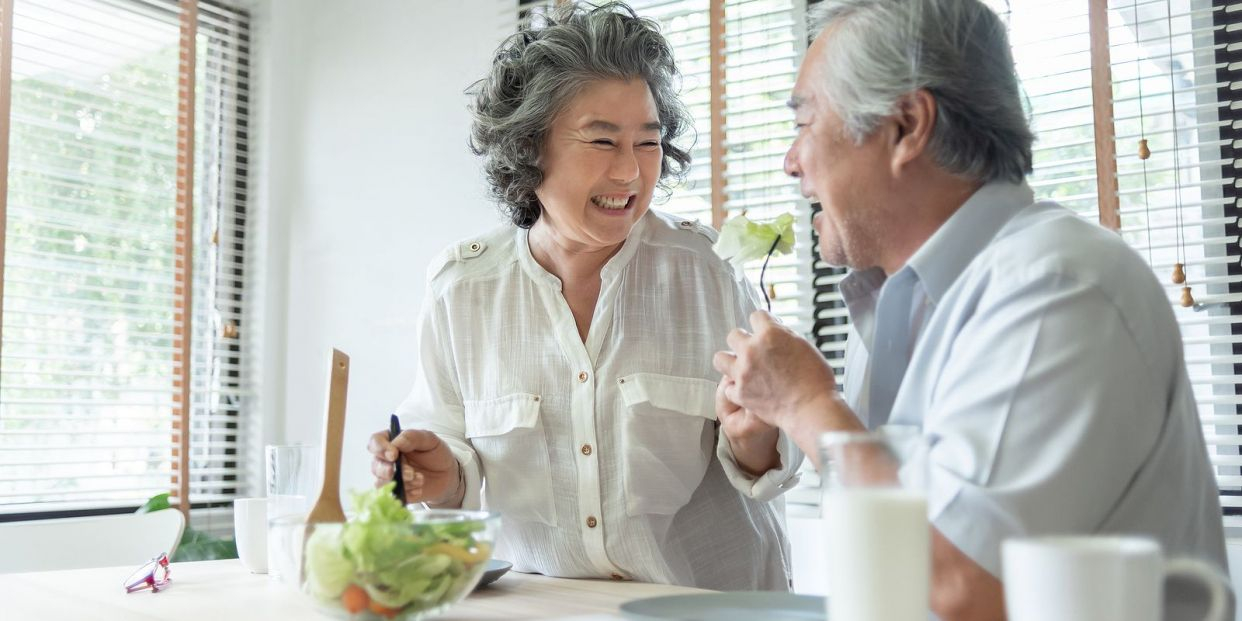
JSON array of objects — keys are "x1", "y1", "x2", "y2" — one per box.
[{"x1": 395, "y1": 209, "x2": 802, "y2": 591}]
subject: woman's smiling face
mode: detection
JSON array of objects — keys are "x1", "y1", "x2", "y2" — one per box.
[{"x1": 533, "y1": 78, "x2": 664, "y2": 252}]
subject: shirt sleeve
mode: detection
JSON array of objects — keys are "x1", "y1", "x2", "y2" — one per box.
[
  {"x1": 393, "y1": 289, "x2": 483, "y2": 510},
  {"x1": 925, "y1": 272, "x2": 1165, "y2": 577},
  {"x1": 715, "y1": 268, "x2": 806, "y2": 500}
]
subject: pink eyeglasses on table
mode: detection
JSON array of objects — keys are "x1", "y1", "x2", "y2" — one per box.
[{"x1": 123, "y1": 552, "x2": 171, "y2": 593}]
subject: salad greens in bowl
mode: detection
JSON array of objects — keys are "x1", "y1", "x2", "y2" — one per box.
[{"x1": 271, "y1": 483, "x2": 500, "y2": 620}]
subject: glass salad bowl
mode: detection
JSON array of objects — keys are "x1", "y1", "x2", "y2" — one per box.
[{"x1": 270, "y1": 486, "x2": 500, "y2": 620}]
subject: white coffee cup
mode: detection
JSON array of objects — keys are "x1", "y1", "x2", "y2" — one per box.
[
  {"x1": 233, "y1": 497, "x2": 269, "y2": 574},
  {"x1": 1002, "y1": 535, "x2": 1228, "y2": 621}
]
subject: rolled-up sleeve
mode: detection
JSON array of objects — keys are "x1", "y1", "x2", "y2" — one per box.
[
  {"x1": 925, "y1": 272, "x2": 1162, "y2": 577},
  {"x1": 394, "y1": 289, "x2": 483, "y2": 510},
  {"x1": 717, "y1": 428, "x2": 804, "y2": 501},
  {"x1": 714, "y1": 265, "x2": 805, "y2": 499}
]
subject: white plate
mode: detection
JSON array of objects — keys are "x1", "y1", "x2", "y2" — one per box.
[{"x1": 620, "y1": 592, "x2": 826, "y2": 621}]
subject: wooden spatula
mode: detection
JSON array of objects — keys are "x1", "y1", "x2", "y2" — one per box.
[{"x1": 306, "y1": 348, "x2": 349, "y2": 525}]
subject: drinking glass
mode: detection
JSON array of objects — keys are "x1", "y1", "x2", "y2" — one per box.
[
  {"x1": 265, "y1": 443, "x2": 318, "y2": 579},
  {"x1": 820, "y1": 425, "x2": 929, "y2": 621}
]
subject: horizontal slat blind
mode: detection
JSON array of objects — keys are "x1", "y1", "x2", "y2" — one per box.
[
  {"x1": 186, "y1": 0, "x2": 252, "y2": 507},
  {"x1": 0, "y1": 0, "x2": 183, "y2": 514},
  {"x1": 987, "y1": 0, "x2": 1102, "y2": 221},
  {"x1": 628, "y1": 0, "x2": 715, "y2": 225},
  {"x1": 721, "y1": 0, "x2": 811, "y2": 332},
  {"x1": 0, "y1": 0, "x2": 256, "y2": 517},
  {"x1": 1106, "y1": 0, "x2": 1242, "y2": 519}
]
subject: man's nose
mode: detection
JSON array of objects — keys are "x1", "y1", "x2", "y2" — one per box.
[{"x1": 783, "y1": 145, "x2": 800, "y2": 178}]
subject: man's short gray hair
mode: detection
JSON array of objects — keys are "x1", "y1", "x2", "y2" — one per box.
[
  {"x1": 809, "y1": 0, "x2": 1033, "y2": 183},
  {"x1": 469, "y1": 2, "x2": 692, "y2": 228}
]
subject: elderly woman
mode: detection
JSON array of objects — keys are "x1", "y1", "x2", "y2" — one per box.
[{"x1": 366, "y1": 2, "x2": 800, "y2": 591}]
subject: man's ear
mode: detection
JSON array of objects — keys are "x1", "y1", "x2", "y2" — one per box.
[{"x1": 890, "y1": 89, "x2": 937, "y2": 177}]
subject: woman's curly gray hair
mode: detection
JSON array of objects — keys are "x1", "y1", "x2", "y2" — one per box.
[{"x1": 468, "y1": 2, "x2": 693, "y2": 228}]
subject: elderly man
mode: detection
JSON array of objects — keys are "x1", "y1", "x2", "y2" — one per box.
[{"x1": 713, "y1": 0, "x2": 1228, "y2": 618}]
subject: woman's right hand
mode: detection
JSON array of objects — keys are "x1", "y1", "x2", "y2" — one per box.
[{"x1": 367, "y1": 428, "x2": 463, "y2": 507}]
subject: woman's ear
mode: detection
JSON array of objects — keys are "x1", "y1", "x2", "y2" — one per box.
[{"x1": 890, "y1": 89, "x2": 937, "y2": 177}]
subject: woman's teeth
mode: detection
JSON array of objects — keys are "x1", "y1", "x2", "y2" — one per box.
[{"x1": 591, "y1": 196, "x2": 629, "y2": 209}]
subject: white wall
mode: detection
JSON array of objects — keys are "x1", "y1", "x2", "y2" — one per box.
[{"x1": 261, "y1": 0, "x2": 508, "y2": 501}]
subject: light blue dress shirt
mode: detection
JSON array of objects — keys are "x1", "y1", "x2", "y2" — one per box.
[{"x1": 838, "y1": 181, "x2": 1227, "y2": 611}]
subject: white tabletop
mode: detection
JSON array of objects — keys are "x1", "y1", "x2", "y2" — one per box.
[{"x1": 0, "y1": 559, "x2": 707, "y2": 620}]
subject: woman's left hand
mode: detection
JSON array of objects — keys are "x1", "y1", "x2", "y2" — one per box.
[{"x1": 717, "y1": 376, "x2": 782, "y2": 476}]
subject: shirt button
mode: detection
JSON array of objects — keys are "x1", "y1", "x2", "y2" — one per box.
[
  {"x1": 610, "y1": 573, "x2": 625, "y2": 581},
  {"x1": 586, "y1": 516, "x2": 598, "y2": 528},
  {"x1": 577, "y1": 371, "x2": 589, "y2": 383},
  {"x1": 581, "y1": 444, "x2": 593, "y2": 456}
]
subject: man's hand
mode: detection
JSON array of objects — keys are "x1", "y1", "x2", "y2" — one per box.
[
  {"x1": 713, "y1": 310, "x2": 839, "y2": 429},
  {"x1": 717, "y1": 375, "x2": 781, "y2": 476},
  {"x1": 367, "y1": 429, "x2": 464, "y2": 507}
]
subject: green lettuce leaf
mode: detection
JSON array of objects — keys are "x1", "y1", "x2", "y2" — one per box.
[
  {"x1": 713, "y1": 212, "x2": 795, "y2": 269},
  {"x1": 303, "y1": 526, "x2": 353, "y2": 600}
]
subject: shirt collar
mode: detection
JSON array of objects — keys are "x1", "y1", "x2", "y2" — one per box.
[
  {"x1": 906, "y1": 180, "x2": 1033, "y2": 305},
  {"x1": 838, "y1": 180, "x2": 1034, "y2": 326},
  {"x1": 516, "y1": 210, "x2": 650, "y2": 288}
]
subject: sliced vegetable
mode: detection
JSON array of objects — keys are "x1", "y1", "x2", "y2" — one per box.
[{"x1": 340, "y1": 584, "x2": 369, "y2": 614}]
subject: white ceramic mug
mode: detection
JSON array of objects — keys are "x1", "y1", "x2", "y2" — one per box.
[
  {"x1": 1002, "y1": 536, "x2": 1228, "y2": 621},
  {"x1": 233, "y1": 497, "x2": 269, "y2": 574}
]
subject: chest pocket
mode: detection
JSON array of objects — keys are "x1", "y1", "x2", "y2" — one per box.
[
  {"x1": 618, "y1": 373, "x2": 718, "y2": 516},
  {"x1": 464, "y1": 393, "x2": 557, "y2": 527}
]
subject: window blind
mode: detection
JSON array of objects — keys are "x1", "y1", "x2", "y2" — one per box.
[
  {"x1": 628, "y1": 0, "x2": 715, "y2": 227},
  {"x1": 721, "y1": 0, "x2": 811, "y2": 332},
  {"x1": 0, "y1": 0, "x2": 257, "y2": 517},
  {"x1": 187, "y1": 0, "x2": 255, "y2": 508},
  {"x1": 1105, "y1": 0, "x2": 1242, "y2": 522},
  {"x1": 991, "y1": 0, "x2": 1104, "y2": 222}
]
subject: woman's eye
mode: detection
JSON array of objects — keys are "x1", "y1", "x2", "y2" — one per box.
[
  {"x1": 639, "y1": 141, "x2": 660, "y2": 148},
  {"x1": 592, "y1": 139, "x2": 616, "y2": 147}
]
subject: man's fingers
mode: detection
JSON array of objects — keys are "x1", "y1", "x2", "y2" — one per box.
[
  {"x1": 724, "y1": 379, "x2": 745, "y2": 408},
  {"x1": 725, "y1": 327, "x2": 751, "y2": 353},
  {"x1": 749, "y1": 309, "x2": 777, "y2": 332},
  {"x1": 713, "y1": 350, "x2": 738, "y2": 376},
  {"x1": 716, "y1": 377, "x2": 741, "y2": 415}
]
